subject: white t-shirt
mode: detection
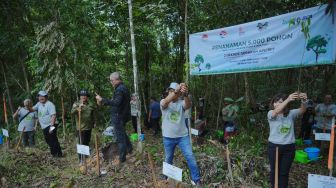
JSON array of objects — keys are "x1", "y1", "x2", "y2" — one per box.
[
  {"x1": 160, "y1": 99, "x2": 188, "y2": 138},
  {"x1": 267, "y1": 109, "x2": 300, "y2": 145},
  {"x1": 315, "y1": 103, "x2": 336, "y2": 130},
  {"x1": 33, "y1": 101, "x2": 56, "y2": 129},
  {"x1": 130, "y1": 100, "x2": 138, "y2": 116},
  {"x1": 17, "y1": 108, "x2": 37, "y2": 132}
]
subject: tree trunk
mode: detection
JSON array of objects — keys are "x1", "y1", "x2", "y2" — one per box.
[
  {"x1": 19, "y1": 55, "x2": 30, "y2": 93},
  {"x1": 144, "y1": 39, "x2": 150, "y2": 109},
  {"x1": 128, "y1": 0, "x2": 143, "y2": 153}
]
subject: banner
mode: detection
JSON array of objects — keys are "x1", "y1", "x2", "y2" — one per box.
[{"x1": 189, "y1": 4, "x2": 336, "y2": 75}]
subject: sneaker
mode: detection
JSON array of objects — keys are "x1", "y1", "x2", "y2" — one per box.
[{"x1": 191, "y1": 180, "x2": 202, "y2": 188}]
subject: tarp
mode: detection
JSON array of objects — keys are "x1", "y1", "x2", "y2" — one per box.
[{"x1": 189, "y1": 4, "x2": 336, "y2": 75}]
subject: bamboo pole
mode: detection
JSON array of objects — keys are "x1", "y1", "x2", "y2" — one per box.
[
  {"x1": 16, "y1": 127, "x2": 26, "y2": 151},
  {"x1": 275, "y1": 147, "x2": 279, "y2": 188},
  {"x1": 95, "y1": 134, "x2": 100, "y2": 176},
  {"x1": 148, "y1": 153, "x2": 158, "y2": 188}
]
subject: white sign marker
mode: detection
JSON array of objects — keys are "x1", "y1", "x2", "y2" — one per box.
[
  {"x1": 191, "y1": 128, "x2": 199, "y2": 136},
  {"x1": 2, "y1": 129, "x2": 9, "y2": 137},
  {"x1": 76, "y1": 144, "x2": 90, "y2": 156},
  {"x1": 162, "y1": 162, "x2": 183, "y2": 182},
  {"x1": 308, "y1": 174, "x2": 336, "y2": 188},
  {"x1": 315, "y1": 133, "x2": 331, "y2": 141}
]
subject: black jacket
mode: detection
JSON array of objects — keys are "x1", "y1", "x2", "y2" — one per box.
[{"x1": 102, "y1": 83, "x2": 131, "y2": 122}]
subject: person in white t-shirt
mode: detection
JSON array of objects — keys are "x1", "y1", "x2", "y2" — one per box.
[{"x1": 160, "y1": 82, "x2": 201, "y2": 187}]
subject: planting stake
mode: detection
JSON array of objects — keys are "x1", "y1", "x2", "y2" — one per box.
[
  {"x1": 15, "y1": 127, "x2": 25, "y2": 151},
  {"x1": 275, "y1": 146, "x2": 279, "y2": 188},
  {"x1": 328, "y1": 125, "x2": 335, "y2": 176},
  {"x1": 148, "y1": 153, "x2": 158, "y2": 188}
]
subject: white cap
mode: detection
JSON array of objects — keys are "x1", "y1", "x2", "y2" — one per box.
[
  {"x1": 168, "y1": 82, "x2": 179, "y2": 90},
  {"x1": 38, "y1": 90, "x2": 48, "y2": 97}
]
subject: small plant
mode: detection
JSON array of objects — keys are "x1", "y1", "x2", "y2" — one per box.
[{"x1": 223, "y1": 97, "x2": 244, "y2": 118}]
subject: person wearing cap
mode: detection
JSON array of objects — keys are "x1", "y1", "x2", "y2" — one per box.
[
  {"x1": 71, "y1": 89, "x2": 97, "y2": 162},
  {"x1": 13, "y1": 99, "x2": 37, "y2": 147},
  {"x1": 95, "y1": 72, "x2": 132, "y2": 165},
  {"x1": 33, "y1": 90, "x2": 63, "y2": 157},
  {"x1": 160, "y1": 82, "x2": 202, "y2": 187},
  {"x1": 130, "y1": 93, "x2": 139, "y2": 133}
]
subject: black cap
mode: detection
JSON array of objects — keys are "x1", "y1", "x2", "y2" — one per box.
[{"x1": 78, "y1": 89, "x2": 90, "y2": 97}]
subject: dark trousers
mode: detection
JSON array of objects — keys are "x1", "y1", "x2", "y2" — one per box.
[
  {"x1": 42, "y1": 126, "x2": 63, "y2": 157},
  {"x1": 300, "y1": 122, "x2": 312, "y2": 140},
  {"x1": 268, "y1": 142, "x2": 295, "y2": 188},
  {"x1": 77, "y1": 129, "x2": 92, "y2": 160},
  {"x1": 112, "y1": 115, "x2": 132, "y2": 162},
  {"x1": 150, "y1": 117, "x2": 160, "y2": 135},
  {"x1": 22, "y1": 131, "x2": 35, "y2": 147},
  {"x1": 131, "y1": 116, "x2": 137, "y2": 133}
]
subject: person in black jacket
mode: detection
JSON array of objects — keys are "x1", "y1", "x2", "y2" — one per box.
[{"x1": 96, "y1": 72, "x2": 132, "y2": 165}]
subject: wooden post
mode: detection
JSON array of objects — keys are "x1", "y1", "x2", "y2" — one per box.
[
  {"x1": 148, "y1": 153, "x2": 158, "y2": 188},
  {"x1": 275, "y1": 147, "x2": 279, "y2": 188},
  {"x1": 95, "y1": 134, "x2": 101, "y2": 176},
  {"x1": 328, "y1": 125, "x2": 335, "y2": 176},
  {"x1": 226, "y1": 145, "x2": 234, "y2": 188},
  {"x1": 3, "y1": 94, "x2": 9, "y2": 148},
  {"x1": 16, "y1": 127, "x2": 26, "y2": 151}
]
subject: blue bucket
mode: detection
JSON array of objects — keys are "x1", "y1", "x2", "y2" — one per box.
[
  {"x1": 139, "y1": 134, "x2": 145, "y2": 141},
  {"x1": 304, "y1": 147, "x2": 320, "y2": 161},
  {"x1": 303, "y1": 139, "x2": 312, "y2": 145},
  {"x1": 0, "y1": 135, "x2": 3, "y2": 145}
]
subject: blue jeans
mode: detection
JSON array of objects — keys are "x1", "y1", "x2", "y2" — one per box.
[{"x1": 163, "y1": 136, "x2": 201, "y2": 182}]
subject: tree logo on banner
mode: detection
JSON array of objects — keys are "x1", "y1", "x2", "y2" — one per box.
[
  {"x1": 306, "y1": 35, "x2": 328, "y2": 63},
  {"x1": 192, "y1": 54, "x2": 205, "y2": 72}
]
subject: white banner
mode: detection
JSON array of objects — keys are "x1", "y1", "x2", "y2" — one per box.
[{"x1": 189, "y1": 4, "x2": 336, "y2": 75}]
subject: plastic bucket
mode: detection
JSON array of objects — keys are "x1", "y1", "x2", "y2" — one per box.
[
  {"x1": 0, "y1": 135, "x2": 3, "y2": 145},
  {"x1": 303, "y1": 139, "x2": 312, "y2": 145},
  {"x1": 130, "y1": 133, "x2": 138, "y2": 142},
  {"x1": 294, "y1": 150, "x2": 310, "y2": 164},
  {"x1": 304, "y1": 147, "x2": 320, "y2": 161}
]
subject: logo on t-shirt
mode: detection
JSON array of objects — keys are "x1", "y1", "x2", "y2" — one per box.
[
  {"x1": 169, "y1": 111, "x2": 180, "y2": 124},
  {"x1": 278, "y1": 123, "x2": 291, "y2": 135}
]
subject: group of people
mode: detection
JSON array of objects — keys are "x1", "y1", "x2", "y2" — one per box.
[
  {"x1": 14, "y1": 70, "x2": 336, "y2": 188},
  {"x1": 13, "y1": 90, "x2": 63, "y2": 157},
  {"x1": 13, "y1": 72, "x2": 201, "y2": 186}
]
